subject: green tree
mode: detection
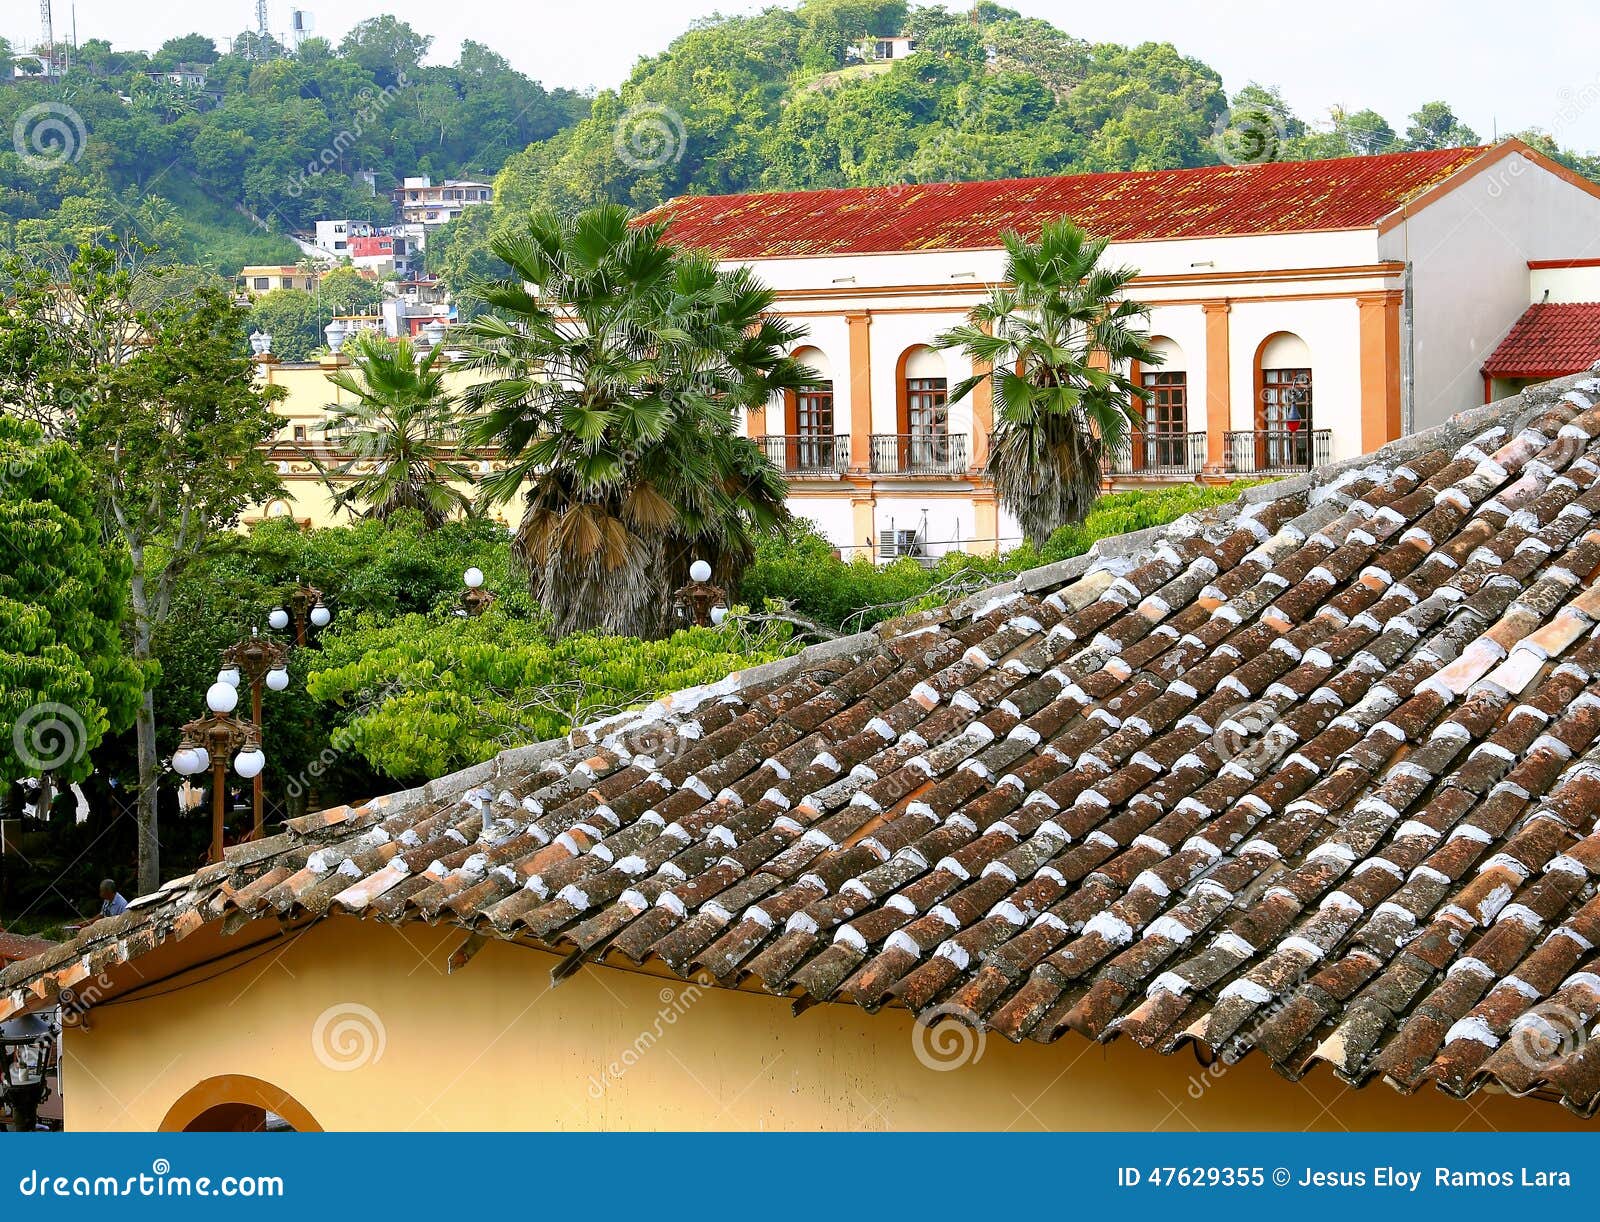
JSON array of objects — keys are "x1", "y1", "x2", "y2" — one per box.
[
  {"x1": 246, "y1": 288, "x2": 322, "y2": 361},
  {"x1": 318, "y1": 334, "x2": 475, "y2": 527},
  {"x1": 0, "y1": 417, "x2": 141, "y2": 799},
  {"x1": 936, "y1": 219, "x2": 1157, "y2": 546},
  {"x1": 1405, "y1": 101, "x2": 1479, "y2": 150},
  {"x1": 338, "y1": 16, "x2": 431, "y2": 87},
  {"x1": 0, "y1": 240, "x2": 285, "y2": 890},
  {"x1": 459, "y1": 205, "x2": 809, "y2": 638},
  {"x1": 319, "y1": 264, "x2": 384, "y2": 315}
]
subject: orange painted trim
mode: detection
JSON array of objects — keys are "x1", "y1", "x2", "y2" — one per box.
[
  {"x1": 768, "y1": 263, "x2": 1407, "y2": 303},
  {"x1": 1202, "y1": 303, "x2": 1231, "y2": 468},
  {"x1": 846, "y1": 312, "x2": 873, "y2": 469},
  {"x1": 1376, "y1": 138, "x2": 1600, "y2": 235},
  {"x1": 1358, "y1": 292, "x2": 1404, "y2": 451},
  {"x1": 773, "y1": 287, "x2": 1406, "y2": 320},
  {"x1": 159, "y1": 1074, "x2": 323, "y2": 1133},
  {"x1": 894, "y1": 346, "x2": 914, "y2": 436},
  {"x1": 1528, "y1": 258, "x2": 1600, "y2": 269},
  {"x1": 1484, "y1": 373, "x2": 1495, "y2": 404}
]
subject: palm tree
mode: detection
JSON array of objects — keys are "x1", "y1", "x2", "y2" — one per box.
[
  {"x1": 318, "y1": 333, "x2": 475, "y2": 527},
  {"x1": 457, "y1": 204, "x2": 810, "y2": 639},
  {"x1": 936, "y1": 219, "x2": 1158, "y2": 548}
]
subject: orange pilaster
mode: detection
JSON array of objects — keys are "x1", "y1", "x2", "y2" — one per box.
[
  {"x1": 1358, "y1": 291, "x2": 1404, "y2": 452},
  {"x1": 847, "y1": 311, "x2": 872, "y2": 470},
  {"x1": 1202, "y1": 302, "x2": 1231, "y2": 469}
]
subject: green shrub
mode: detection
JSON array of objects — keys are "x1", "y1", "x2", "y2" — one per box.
[{"x1": 741, "y1": 483, "x2": 1261, "y2": 631}]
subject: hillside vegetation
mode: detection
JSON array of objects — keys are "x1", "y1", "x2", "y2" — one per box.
[{"x1": 2, "y1": 2, "x2": 1595, "y2": 283}]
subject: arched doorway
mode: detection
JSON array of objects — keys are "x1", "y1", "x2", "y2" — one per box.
[
  {"x1": 1251, "y1": 331, "x2": 1314, "y2": 470},
  {"x1": 160, "y1": 1074, "x2": 322, "y2": 1132}
]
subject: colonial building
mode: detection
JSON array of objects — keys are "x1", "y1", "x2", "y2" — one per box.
[{"x1": 647, "y1": 139, "x2": 1600, "y2": 560}]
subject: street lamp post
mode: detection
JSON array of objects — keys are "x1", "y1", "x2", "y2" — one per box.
[
  {"x1": 171, "y1": 682, "x2": 265, "y2": 864},
  {"x1": 673, "y1": 559, "x2": 728, "y2": 628},
  {"x1": 276, "y1": 582, "x2": 332, "y2": 647},
  {"x1": 221, "y1": 629, "x2": 289, "y2": 841},
  {"x1": 459, "y1": 566, "x2": 495, "y2": 617}
]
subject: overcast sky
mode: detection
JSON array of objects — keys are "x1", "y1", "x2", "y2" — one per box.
[{"x1": 19, "y1": 0, "x2": 1600, "y2": 150}]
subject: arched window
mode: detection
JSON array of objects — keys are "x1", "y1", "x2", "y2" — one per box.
[
  {"x1": 1255, "y1": 332, "x2": 1313, "y2": 468},
  {"x1": 160, "y1": 1074, "x2": 322, "y2": 1132},
  {"x1": 888, "y1": 346, "x2": 958, "y2": 474},
  {"x1": 778, "y1": 347, "x2": 841, "y2": 473},
  {"x1": 1133, "y1": 337, "x2": 1192, "y2": 472}
]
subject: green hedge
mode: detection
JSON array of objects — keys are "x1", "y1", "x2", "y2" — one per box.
[{"x1": 740, "y1": 482, "x2": 1262, "y2": 631}]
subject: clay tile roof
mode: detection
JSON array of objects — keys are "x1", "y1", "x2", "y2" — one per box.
[
  {"x1": 11, "y1": 368, "x2": 1600, "y2": 1115},
  {"x1": 1483, "y1": 303, "x2": 1600, "y2": 379},
  {"x1": 641, "y1": 147, "x2": 1488, "y2": 259},
  {"x1": 0, "y1": 929, "x2": 55, "y2": 966}
]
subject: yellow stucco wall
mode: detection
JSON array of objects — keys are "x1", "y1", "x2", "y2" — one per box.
[
  {"x1": 251, "y1": 360, "x2": 504, "y2": 530},
  {"x1": 61, "y1": 917, "x2": 1593, "y2": 1132}
]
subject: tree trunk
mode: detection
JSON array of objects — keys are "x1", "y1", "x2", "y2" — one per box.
[{"x1": 129, "y1": 569, "x2": 160, "y2": 895}]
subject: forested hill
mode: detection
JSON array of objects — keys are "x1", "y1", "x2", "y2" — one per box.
[
  {"x1": 436, "y1": 0, "x2": 1596, "y2": 292},
  {"x1": 0, "y1": 18, "x2": 585, "y2": 271},
  {"x1": 3, "y1": 3, "x2": 1595, "y2": 281}
]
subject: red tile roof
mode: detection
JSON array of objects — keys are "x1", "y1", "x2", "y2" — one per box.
[
  {"x1": 1484, "y1": 303, "x2": 1600, "y2": 378},
  {"x1": 13, "y1": 372, "x2": 1600, "y2": 1117},
  {"x1": 0, "y1": 930, "x2": 54, "y2": 966},
  {"x1": 643, "y1": 147, "x2": 1489, "y2": 259}
]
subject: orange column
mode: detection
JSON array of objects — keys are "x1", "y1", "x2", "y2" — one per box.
[
  {"x1": 1358, "y1": 291, "x2": 1404, "y2": 452},
  {"x1": 1202, "y1": 302, "x2": 1231, "y2": 470},
  {"x1": 747, "y1": 399, "x2": 767, "y2": 439},
  {"x1": 847, "y1": 311, "x2": 872, "y2": 471},
  {"x1": 969, "y1": 357, "x2": 993, "y2": 473}
]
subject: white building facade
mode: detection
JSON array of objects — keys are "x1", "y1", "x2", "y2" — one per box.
[{"x1": 652, "y1": 140, "x2": 1600, "y2": 560}]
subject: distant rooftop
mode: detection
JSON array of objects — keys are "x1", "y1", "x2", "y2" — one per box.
[{"x1": 644, "y1": 145, "x2": 1493, "y2": 259}]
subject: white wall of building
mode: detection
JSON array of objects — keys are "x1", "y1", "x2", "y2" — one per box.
[
  {"x1": 1530, "y1": 264, "x2": 1600, "y2": 303},
  {"x1": 1380, "y1": 148, "x2": 1600, "y2": 429}
]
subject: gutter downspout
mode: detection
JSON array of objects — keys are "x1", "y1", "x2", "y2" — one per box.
[{"x1": 1401, "y1": 259, "x2": 1415, "y2": 436}]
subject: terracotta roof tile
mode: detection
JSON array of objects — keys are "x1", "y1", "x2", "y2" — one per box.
[
  {"x1": 1484, "y1": 303, "x2": 1600, "y2": 378},
  {"x1": 14, "y1": 373, "x2": 1600, "y2": 1115},
  {"x1": 643, "y1": 148, "x2": 1489, "y2": 258}
]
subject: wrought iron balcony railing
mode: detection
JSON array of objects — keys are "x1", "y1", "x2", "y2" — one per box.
[
  {"x1": 869, "y1": 433, "x2": 968, "y2": 476},
  {"x1": 756, "y1": 433, "x2": 851, "y2": 475},
  {"x1": 1223, "y1": 428, "x2": 1331, "y2": 476},
  {"x1": 1101, "y1": 430, "x2": 1209, "y2": 478}
]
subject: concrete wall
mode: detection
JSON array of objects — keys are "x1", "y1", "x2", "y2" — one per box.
[
  {"x1": 61, "y1": 917, "x2": 1592, "y2": 1133},
  {"x1": 1380, "y1": 149, "x2": 1600, "y2": 430}
]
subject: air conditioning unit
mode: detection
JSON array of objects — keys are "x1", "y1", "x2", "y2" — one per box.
[{"x1": 879, "y1": 528, "x2": 931, "y2": 566}]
